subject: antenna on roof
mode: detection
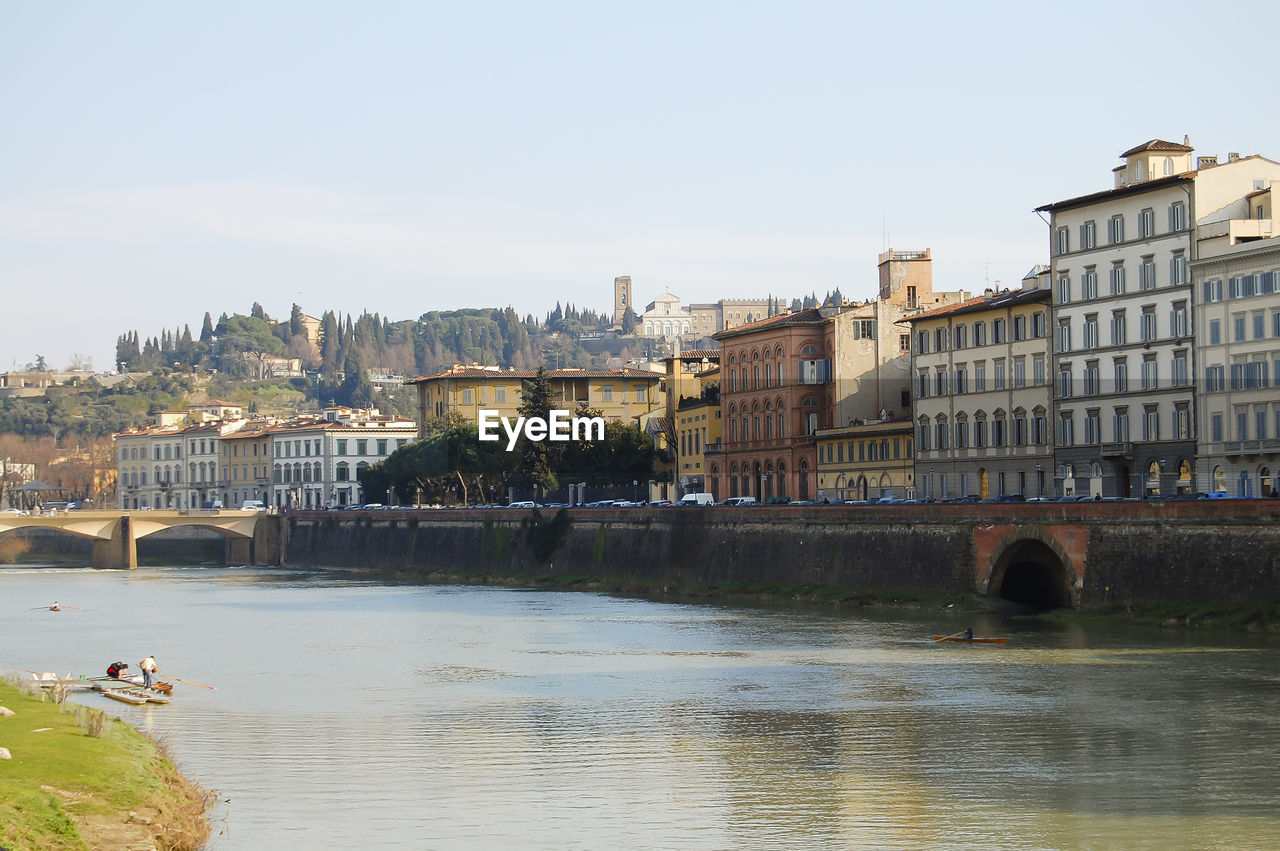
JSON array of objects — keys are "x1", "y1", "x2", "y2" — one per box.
[{"x1": 880, "y1": 214, "x2": 889, "y2": 252}]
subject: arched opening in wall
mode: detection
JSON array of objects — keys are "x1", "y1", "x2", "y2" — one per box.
[
  {"x1": 136, "y1": 527, "x2": 229, "y2": 566},
  {"x1": 991, "y1": 539, "x2": 1073, "y2": 612},
  {"x1": 0, "y1": 527, "x2": 91, "y2": 565},
  {"x1": 1117, "y1": 464, "x2": 1132, "y2": 499}
]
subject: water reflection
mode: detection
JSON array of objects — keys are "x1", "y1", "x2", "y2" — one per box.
[{"x1": 2, "y1": 566, "x2": 1279, "y2": 849}]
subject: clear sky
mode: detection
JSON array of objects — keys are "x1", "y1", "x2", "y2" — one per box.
[{"x1": 3, "y1": 1, "x2": 1276, "y2": 374}]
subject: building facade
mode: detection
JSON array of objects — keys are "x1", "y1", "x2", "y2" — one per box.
[
  {"x1": 815, "y1": 419, "x2": 914, "y2": 501},
  {"x1": 409, "y1": 365, "x2": 663, "y2": 439},
  {"x1": 910, "y1": 281, "x2": 1054, "y2": 500},
  {"x1": 1192, "y1": 230, "x2": 1280, "y2": 498},
  {"x1": 1037, "y1": 140, "x2": 1280, "y2": 497}
]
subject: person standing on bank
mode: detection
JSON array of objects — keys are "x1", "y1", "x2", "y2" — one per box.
[{"x1": 140, "y1": 655, "x2": 158, "y2": 688}]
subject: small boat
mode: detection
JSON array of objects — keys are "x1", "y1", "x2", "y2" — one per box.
[
  {"x1": 91, "y1": 683, "x2": 172, "y2": 704},
  {"x1": 931, "y1": 635, "x2": 1008, "y2": 644}
]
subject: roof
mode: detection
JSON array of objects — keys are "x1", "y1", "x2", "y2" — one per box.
[
  {"x1": 406, "y1": 366, "x2": 662, "y2": 384},
  {"x1": 712, "y1": 308, "x2": 825, "y2": 341},
  {"x1": 1120, "y1": 139, "x2": 1194, "y2": 157},
  {"x1": 907, "y1": 287, "x2": 1051, "y2": 324},
  {"x1": 1035, "y1": 172, "x2": 1193, "y2": 213},
  {"x1": 663, "y1": 349, "x2": 720, "y2": 362}
]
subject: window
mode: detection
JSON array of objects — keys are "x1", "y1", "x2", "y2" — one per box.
[
  {"x1": 1059, "y1": 412, "x2": 1075, "y2": 446},
  {"x1": 917, "y1": 419, "x2": 930, "y2": 451},
  {"x1": 1254, "y1": 313, "x2": 1266, "y2": 340},
  {"x1": 377, "y1": 439, "x2": 388, "y2": 456},
  {"x1": 1114, "y1": 407, "x2": 1130, "y2": 442},
  {"x1": 1084, "y1": 314, "x2": 1099, "y2": 349},
  {"x1": 495, "y1": 386, "x2": 507, "y2": 403},
  {"x1": 601, "y1": 384, "x2": 614, "y2": 401},
  {"x1": 917, "y1": 370, "x2": 928, "y2": 398},
  {"x1": 1234, "y1": 314, "x2": 1247, "y2": 342},
  {"x1": 1210, "y1": 319, "x2": 1221, "y2": 346},
  {"x1": 1013, "y1": 314, "x2": 1026, "y2": 341},
  {"x1": 1170, "y1": 252, "x2": 1187, "y2": 286},
  {"x1": 1032, "y1": 412, "x2": 1047, "y2": 445},
  {"x1": 1141, "y1": 354, "x2": 1158, "y2": 390},
  {"x1": 1229, "y1": 276, "x2": 1245, "y2": 299},
  {"x1": 955, "y1": 366, "x2": 968, "y2": 394},
  {"x1": 1085, "y1": 409, "x2": 1101, "y2": 444},
  {"x1": 992, "y1": 319, "x2": 1006, "y2": 343},
  {"x1": 1237, "y1": 409, "x2": 1248, "y2": 440},
  {"x1": 1139, "y1": 208, "x2": 1155, "y2": 238},
  {"x1": 1205, "y1": 364, "x2": 1225, "y2": 392},
  {"x1": 1171, "y1": 301, "x2": 1189, "y2": 338},
  {"x1": 1014, "y1": 358, "x2": 1025, "y2": 388},
  {"x1": 1211, "y1": 413, "x2": 1223, "y2": 443},
  {"x1": 955, "y1": 419, "x2": 969, "y2": 448},
  {"x1": 461, "y1": 388, "x2": 473, "y2": 404},
  {"x1": 1141, "y1": 307, "x2": 1157, "y2": 342},
  {"x1": 1082, "y1": 268, "x2": 1098, "y2": 300},
  {"x1": 1057, "y1": 319, "x2": 1072, "y2": 352},
  {"x1": 1143, "y1": 406, "x2": 1160, "y2": 442},
  {"x1": 337, "y1": 439, "x2": 348, "y2": 456},
  {"x1": 1111, "y1": 310, "x2": 1127, "y2": 345},
  {"x1": 994, "y1": 360, "x2": 1006, "y2": 391},
  {"x1": 974, "y1": 417, "x2": 988, "y2": 447},
  {"x1": 1033, "y1": 355, "x2": 1045, "y2": 386},
  {"x1": 1056, "y1": 227, "x2": 1069, "y2": 255},
  {"x1": 954, "y1": 325, "x2": 967, "y2": 349},
  {"x1": 1109, "y1": 262, "x2": 1126, "y2": 295},
  {"x1": 1085, "y1": 360, "x2": 1100, "y2": 395},
  {"x1": 975, "y1": 363, "x2": 986, "y2": 392},
  {"x1": 1081, "y1": 220, "x2": 1097, "y2": 249},
  {"x1": 1138, "y1": 257, "x2": 1155, "y2": 291},
  {"x1": 1031, "y1": 312, "x2": 1045, "y2": 338},
  {"x1": 916, "y1": 331, "x2": 929, "y2": 354},
  {"x1": 1169, "y1": 201, "x2": 1186, "y2": 231},
  {"x1": 934, "y1": 327, "x2": 949, "y2": 352},
  {"x1": 1058, "y1": 366, "x2": 1073, "y2": 398},
  {"x1": 1204, "y1": 279, "x2": 1223, "y2": 303},
  {"x1": 1114, "y1": 358, "x2": 1129, "y2": 393},
  {"x1": 1172, "y1": 351, "x2": 1188, "y2": 387},
  {"x1": 1108, "y1": 214, "x2": 1125, "y2": 244},
  {"x1": 1013, "y1": 412, "x2": 1027, "y2": 445},
  {"x1": 1057, "y1": 276, "x2": 1072, "y2": 304},
  {"x1": 974, "y1": 322, "x2": 987, "y2": 346},
  {"x1": 356, "y1": 439, "x2": 368, "y2": 455}
]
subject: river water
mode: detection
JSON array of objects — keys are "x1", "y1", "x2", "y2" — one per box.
[{"x1": 3, "y1": 565, "x2": 1279, "y2": 849}]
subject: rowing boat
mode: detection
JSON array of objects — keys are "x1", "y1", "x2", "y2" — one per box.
[
  {"x1": 91, "y1": 683, "x2": 171, "y2": 704},
  {"x1": 931, "y1": 635, "x2": 1008, "y2": 644}
]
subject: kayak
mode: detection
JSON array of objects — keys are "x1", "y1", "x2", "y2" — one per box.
[{"x1": 931, "y1": 635, "x2": 1008, "y2": 644}]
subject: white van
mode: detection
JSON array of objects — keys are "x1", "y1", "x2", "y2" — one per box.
[
  {"x1": 723, "y1": 496, "x2": 758, "y2": 507},
  {"x1": 240, "y1": 500, "x2": 266, "y2": 511},
  {"x1": 678, "y1": 493, "x2": 714, "y2": 507}
]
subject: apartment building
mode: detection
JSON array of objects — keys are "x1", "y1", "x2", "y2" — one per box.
[
  {"x1": 1193, "y1": 228, "x2": 1280, "y2": 498},
  {"x1": 909, "y1": 277, "x2": 1053, "y2": 499},
  {"x1": 1036, "y1": 139, "x2": 1280, "y2": 497},
  {"x1": 408, "y1": 365, "x2": 663, "y2": 439},
  {"x1": 268, "y1": 409, "x2": 416, "y2": 508},
  {"x1": 815, "y1": 419, "x2": 914, "y2": 501}
]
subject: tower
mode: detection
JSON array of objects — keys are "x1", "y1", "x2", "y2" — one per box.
[{"x1": 612, "y1": 276, "x2": 633, "y2": 327}]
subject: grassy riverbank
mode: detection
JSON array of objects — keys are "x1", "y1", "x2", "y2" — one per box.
[{"x1": 0, "y1": 677, "x2": 212, "y2": 851}]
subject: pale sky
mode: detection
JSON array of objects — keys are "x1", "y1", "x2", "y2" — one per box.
[{"x1": 3, "y1": 1, "x2": 1277, "y2": 374}]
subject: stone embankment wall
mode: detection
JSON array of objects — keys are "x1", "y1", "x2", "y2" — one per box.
[{"x1": 279, "y1": 501, "x2": 1280, "y2": 607}]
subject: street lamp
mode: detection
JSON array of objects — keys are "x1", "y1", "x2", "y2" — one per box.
[
  {"x1": 1036, "y1": 462, "x2": 1043, "y2": 499},
  {"x1": 633, "y1": 480, "x2": 638, "y2": 504},
  {"x1": 929, "y1": 467, "x2": 935, "y2": 501},
  {"x1": 762, "y1": 473, "x2": 768, "y2": 500}
]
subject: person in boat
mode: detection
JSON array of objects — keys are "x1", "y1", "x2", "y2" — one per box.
[
  {"x1": 139, "y1": 655, "x2": 158, "y2": 688},
  {"x1": 963, "y1": 627, "x2": 974, "y2": 640},
  {"x1": 50, "y1": 600, "x2": 60, "y2": 611},
  {"x1": 107, "y1": 661, "x2": 130, "y2": 679}
]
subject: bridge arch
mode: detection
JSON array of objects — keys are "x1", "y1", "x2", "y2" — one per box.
[{"x1": 984, "y1": 528, "x2": 1080, "y2": 611}]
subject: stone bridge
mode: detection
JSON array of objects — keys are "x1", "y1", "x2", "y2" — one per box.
[{"x1": 0, "y1": 510, "x2": 280, "y2": 569}]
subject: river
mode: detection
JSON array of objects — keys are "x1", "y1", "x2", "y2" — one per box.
[{"x1": 4, "y1": 565, "x2": 1279, "y2": 849}]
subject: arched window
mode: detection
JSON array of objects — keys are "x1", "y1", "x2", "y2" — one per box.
[{"x1": 1163, "y1": 157, "x2": 1174, "y2": 177}]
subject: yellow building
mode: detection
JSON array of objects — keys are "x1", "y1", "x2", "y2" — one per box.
[
  {"x1": 815, "y1": 419, "x2": 915, "y2": 501},
  {"x1": 408, "y1": 365, "x2": 663, "y2": 439},
  {"x1": 673, "y1": 366, "x2": 722, "y2": 496}
]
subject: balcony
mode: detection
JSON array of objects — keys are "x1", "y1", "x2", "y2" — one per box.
[{"x1": 1101, "y1": 442, "x2": 1133, "y2": 458}]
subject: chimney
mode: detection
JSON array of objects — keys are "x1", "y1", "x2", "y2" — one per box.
[
  {"x1": 1197, "y1": 155, "x2": 1218, "y2": 169},
  {"x1": 1229, "y1": 152, "x2": 1241, "y2": 162}
]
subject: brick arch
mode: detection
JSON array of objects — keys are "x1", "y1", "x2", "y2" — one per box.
[{"x1": 975, "y1": 524, "x2": 1087, "y2": 610}]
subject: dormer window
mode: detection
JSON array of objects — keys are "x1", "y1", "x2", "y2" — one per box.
[
  {"x1": 1163, "y1": 157, "x2": 1174, "y2": 176},
  {"x1": 1135, "y1": 160, "x2": 1146, "y2": 181}
]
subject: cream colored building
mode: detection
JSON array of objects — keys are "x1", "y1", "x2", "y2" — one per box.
[
  {"x1": 408, "y1": 365, "x2": 663, "y2": 439},
  {"x1": 1192, "y1": 226, "x2": 1280, "y2": 498},
  {"x1": 1037, "y1": 140, "x2": 1280, "y2": 498},
  {"x1": 815, "y1": 419, "x2": 915, "y2": 501},
  {"x1": 909, "y1": 276, "x2": 1054, "y2": 500}
]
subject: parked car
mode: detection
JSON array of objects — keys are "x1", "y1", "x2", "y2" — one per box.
[
  {"x1": 987, "y1": 494, "x2": 1027, "y2": 503},
  {"x1": 721, "y1": 496, "x2": 758, "y2": 507},
  {"x1": 678, "y1": 493, "x2": 715, "y2": 507},
  {"x1": 241, "y1": 499, "x2": 267, "y2": 511},
  {"x1": 508, "y1": 501, "x2": 536, "y2": 509}
]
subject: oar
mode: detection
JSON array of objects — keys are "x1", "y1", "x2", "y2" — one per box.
[
  {"x1": 159, "y1": 673, "x2": 215, "y2": 689},
  {"x1": 933, "y1": 630, "x2": 967, "y2": 642}
]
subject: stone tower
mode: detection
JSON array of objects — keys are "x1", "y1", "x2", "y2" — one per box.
[{"x1": 612, "y1": 276, "x2": 633, "y2": 327}]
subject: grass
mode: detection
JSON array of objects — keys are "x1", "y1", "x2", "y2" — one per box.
[
  {"x1": 0, "y1": 676, "x2": 212, "y2": 851},
  {"x1": 1059, "y1": 599, "x2": 1280, "y2": 633}
]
